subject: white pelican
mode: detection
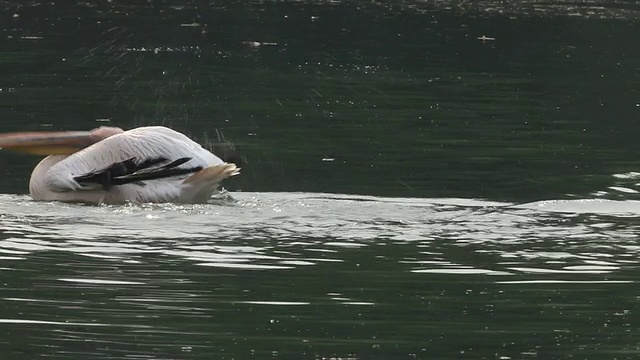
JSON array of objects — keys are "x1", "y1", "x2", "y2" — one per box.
[{"x1": 0, "y1": 126, "x2": 240, "y2": 204}]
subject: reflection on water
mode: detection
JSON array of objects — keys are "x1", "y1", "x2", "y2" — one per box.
[
  {"x1": 0, "y1": 192, "x2": 638, "y2": 358},
  {"x1": 2, "y1": 192, "x2": 639, "y2": 273},
  {"x1": 412, "y1": 0, "x2": 640, "y2": 19}
]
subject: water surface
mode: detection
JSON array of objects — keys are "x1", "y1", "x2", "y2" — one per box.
[
  {"x1": 1, "y1": 193, "x2": 640, "y2": 359},
  {"x1": 1, "y1": 0, "x2": 639, "y2": 200}
]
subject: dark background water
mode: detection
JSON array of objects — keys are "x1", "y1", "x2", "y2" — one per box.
[{"x1": 1, "y1": 0, "x2": 638, "y2": 201}]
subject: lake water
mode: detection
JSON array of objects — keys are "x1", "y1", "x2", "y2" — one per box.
[
  {"x1": 0, "y1": 1, "x2": 639, "y2": 359},
  {"x1": 1, "y1": 193, "x2": 639, "y2": 359}
]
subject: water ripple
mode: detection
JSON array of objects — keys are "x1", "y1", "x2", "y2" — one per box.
[
  {"x1": 1, "y1": 192, "x2": 639, "y2": 283},
  {"x1": 0, "y1": 192, "x2": 638, "y2": 358}
]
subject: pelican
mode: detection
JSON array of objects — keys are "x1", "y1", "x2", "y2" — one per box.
[{"x1": 0, "y1": 126, "x2": 240, "y2": 204}]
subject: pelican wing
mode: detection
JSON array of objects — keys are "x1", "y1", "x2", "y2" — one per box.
[
  {"x1": 73, "y1": 156, "x2": 206, "y2": 190},
  {"x1": 29, "y1": 126, "x2": 230, "y2": 203}
]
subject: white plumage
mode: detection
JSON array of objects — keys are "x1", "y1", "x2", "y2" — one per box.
[{"x1": 23, "y1": 126, "x2": 239, "y2": 204}]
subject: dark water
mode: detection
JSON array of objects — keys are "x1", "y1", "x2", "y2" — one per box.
[
  {"x1": 1, "y1": 193, "x2": 639, "y2": 359},
  {"x1": 1, "y1": 0, "x2": 638, "y2": 200},
  {"x1": 1, "y1": 1, "x2": 640, "y2": 359}
]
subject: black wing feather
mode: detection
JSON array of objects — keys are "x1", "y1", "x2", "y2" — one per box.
[{"x1": 74, "y1": 156, "x2": 202, "y2": 190}]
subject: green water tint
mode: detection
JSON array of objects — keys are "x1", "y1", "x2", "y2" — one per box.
[
  {"x1": 1, "y1": 1, "x2": 639, "y2": 201},
  {"x1": 0, "y1": 193, "x2": 638, "y2": 359},
  {"x1": 0, "y1": 4, "x2": 639, "y2": 358}
]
